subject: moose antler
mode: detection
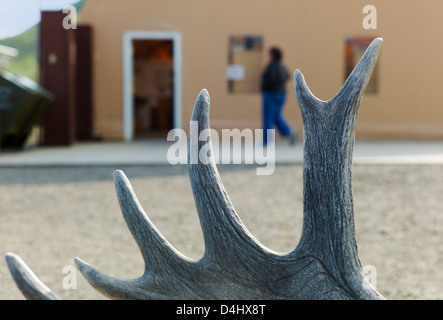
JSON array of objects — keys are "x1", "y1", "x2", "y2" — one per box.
[
  {"x1": 5, "y1": 253, "x2": 61, "y2": 300},
  {"x1": 6, "y1": 38, "x2": 384, "y2": 300}
]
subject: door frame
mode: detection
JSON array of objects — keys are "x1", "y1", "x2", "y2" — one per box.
[{"x1": 123, "y1": 31, "x2": 182, "y2": 141}]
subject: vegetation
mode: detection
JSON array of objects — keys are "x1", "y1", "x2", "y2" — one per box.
[
  {"x1": 0, "y1": 26, "x2": 39, "y2": 82},
  {"x1": 0, "y1": 0, "x2": 87, "y2": 83}
]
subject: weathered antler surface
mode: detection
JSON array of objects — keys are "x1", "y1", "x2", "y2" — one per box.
[
  {"x1": 5, "y1": 253, "x2": 61, "y2": 300},
  {"x1": 6, "y1": 38, "x2": 384, "y2": 300}
]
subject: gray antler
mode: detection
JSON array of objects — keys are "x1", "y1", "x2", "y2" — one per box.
[
  {"x1": 6, "y1": 38, "x2": 384, "y2": 300},
  {"x1": 5, "y1": 253, "x2": 61, "y2": 300},
  {"x1": 294, "y1": 38, "x2": 383, "y2": 299}
]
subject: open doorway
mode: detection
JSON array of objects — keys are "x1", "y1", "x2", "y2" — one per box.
[
  {"x1": 123, "y1": 31, "x2": 182, "y2": 141},
  {"x1": 133, "y1": 39, "x2": 173, "y2": 138}
]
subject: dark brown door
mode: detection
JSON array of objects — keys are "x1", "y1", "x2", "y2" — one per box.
[{"x1": 40, "y1": 11, "x2": 76, "y2": 146}]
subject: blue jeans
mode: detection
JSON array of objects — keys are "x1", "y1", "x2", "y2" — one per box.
[{"x1": 262, "y1": 91, "x2": 292, "y2": 145}]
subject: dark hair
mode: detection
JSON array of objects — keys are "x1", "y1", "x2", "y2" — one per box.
[{"x1": 269, "y1": 47, "x2": 282, "y2": 62}]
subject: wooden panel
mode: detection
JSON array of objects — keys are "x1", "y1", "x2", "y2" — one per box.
[{"x1": 40, "y1": 11, "x2": 76, "y2": 146}]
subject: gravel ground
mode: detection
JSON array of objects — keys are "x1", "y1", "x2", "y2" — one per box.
[{"x1": 0, "y1": 163, "x2": 442, "y2": 300}]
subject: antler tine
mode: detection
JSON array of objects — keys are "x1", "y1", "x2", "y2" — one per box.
[
  {"x1": 113, "y1": 170, "x2": 192, "y2": 267},
  {"x1": 334, "y1": 38, "x2": 383, "y2": 107},
  {"x1": 74, "y1": 257, "x2": 134, "y2": 299},
  {"x1": 188, "y1": 89, "x2": 272, "y2": 261},
  {"x1": 5, "y1": 252, "x2": 61, "y2": 300},
  {"x1": 74, "y1": 170, "x2": 195, "y2": 300},
  {"x1": 293, "y1": 69, "x2": 327, "y2": 120},
  {"x1": 74, "y1": 257, "x2": 169, "y2": 300}
]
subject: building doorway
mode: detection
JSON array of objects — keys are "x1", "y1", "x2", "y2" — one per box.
[
  {"x1": 133, "y1": 39, "x2": 173, "y2": 138},
  {"x1": 123, "y1": 31, "x2": 182, "y2": 141}
]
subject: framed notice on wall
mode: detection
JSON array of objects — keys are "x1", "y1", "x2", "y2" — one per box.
[{"x1": 228, "y1": 35, "x2": 263, "y2": 94}]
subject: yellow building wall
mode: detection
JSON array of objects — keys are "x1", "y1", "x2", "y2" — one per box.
[{"x1": 79, "y1": 0, "x2": 443, "y2": 140}]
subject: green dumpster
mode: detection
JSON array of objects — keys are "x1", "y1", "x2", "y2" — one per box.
[{"x1": 0, "y1": 70, "x2": 53, "y2": 149}]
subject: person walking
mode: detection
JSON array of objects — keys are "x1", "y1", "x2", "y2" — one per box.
[{"x1": 260, "y1": 47, "x2": 296, "y2": 146}]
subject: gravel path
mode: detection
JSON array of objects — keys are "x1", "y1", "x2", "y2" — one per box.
[{"x1": 0, "y1": 164, "x2": 442, "y2": 300}]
